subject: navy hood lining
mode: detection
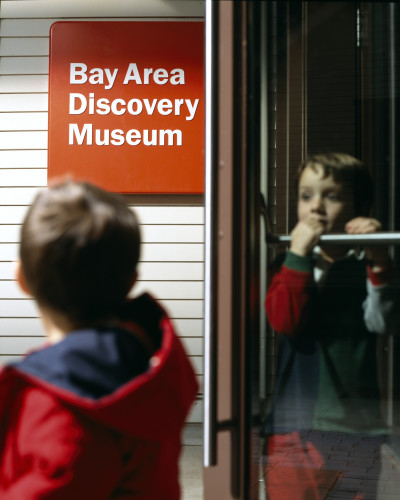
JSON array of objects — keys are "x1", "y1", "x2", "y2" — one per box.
[{"x1": 16, "y1": 325, "x2": 152, "y2": 400}]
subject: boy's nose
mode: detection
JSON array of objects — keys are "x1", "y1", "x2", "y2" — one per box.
[{"x1": 311, "y1": 196, "x2": 325, "y2": 213}]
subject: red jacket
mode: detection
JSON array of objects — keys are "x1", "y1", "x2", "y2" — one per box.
[
  {"x1": 264, "y1": 251, "x2": 398, "y2": 435},
  {"x1": 0, "y1": 294, "x2": 198, "y2": 499}
]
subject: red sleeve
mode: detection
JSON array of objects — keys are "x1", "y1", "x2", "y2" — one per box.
[
  {"x1": 265, "y1": 253, "x2": 314, "y2": 338},
  {"x1": 0, "y1": 388, "x2": 121, "y2": 500},
  {"x1": 366, "y1": 262, "x2": 395, "y2": 286}
]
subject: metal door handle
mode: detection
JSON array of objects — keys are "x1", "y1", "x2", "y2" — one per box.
[
  {"x1": 260, "y1": 192, "x2": 400, "y2": 246},
  {"x1": 268, "y1": 232, "x2": 400, "y2": 246}
]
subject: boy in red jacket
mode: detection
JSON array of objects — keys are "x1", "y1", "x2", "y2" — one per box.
[
  {"x1": 263, "y1": 153, "x2": 399, "y2": 499},
  {"x1": 0, "y1": 181, "x2": 198, "y2": 499}
]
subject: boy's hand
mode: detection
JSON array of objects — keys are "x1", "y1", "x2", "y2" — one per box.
[
  {"x1": 290, "y1": 215, "x2": 326, "y2": 257},
  {"x1": 345, "y1": 217, "x2": 390, "y2": 270}
]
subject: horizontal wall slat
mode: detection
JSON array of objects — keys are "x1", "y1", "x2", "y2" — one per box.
[
  {"x1": 0, "y1": 19, "x2": 192, "y2": 38},
  {"x1": 0, "y1": 57, "x2": 49, "y2": 75},
  {"x1": 141, "y1": 225, "x2": 203, "y2": 243},
  {"x1": 0, "y1": 334, "x2": 202, "y2": 357},
  {"x1": 157, "y1": 300, "x2": 203, "y2": 319},
  {"x1": 0, "y1": 38, "x2": 49, "y2": 57},
  {"x1": 0, "y1": 131, "x2": 47, "y2": 150},
  {"x1": 0, "y1": 355, "x2": 23, "y2": 364},
  {"x1": 196, "y1": 375, "x2": 203, "y2": 393},
  {"x1": 0, "y1": 317, "x2": 203, "y2": 341},
  {"x1": 0, "y1": 262, "x2": 17, "y2": 279},
  {"x1": 0, "y1": 355, "x2": 202, "y2": 377},
  {"x1": 0, "y1": 94, "x2": 48, "y2": 112},
  {"x1": 0, "y1": 318, "x2": 43, "y2": 335},
  {"x1": 0, "y1": 200, "x2": 204, "y2": 221},
  {"x1": 180, "y1": 337, "x2": 202, "y2": 356},
  {"x1": 0, "y1": 336, "x2": 45, "y2": 354},
  {"x1": 0, "y1": 189, "x2": 41, "y2": 207},
  {"x1": 0, "y1": 19, "x2": 112, "y2": 38},
  {"x1": 0, "y1": 292, "x2": 203, "y2": 337},
  {"x1": 0, "y1": 300, "x2": 38, "y2": 317},
  {"x1": 0, "y1": 19, "x2": 55, "y2": 37},
  {"x1": 187, "y1": 399, "x2": 202, "y2": 423},
  {"x1": 0, "y1": 18, "x2": 204, "y2": 40},
  {"x1": 0, "y1": 75, "x2": 48, "y2": 93},
  {"x1": 0, "y1": 1, "x2": 204, "y2": 18},
  {"x1": 0, "y1": 262, "x2": 204, "y2": 281},
  {"x1": 134, "y1": 206, "x2": 204, "y2": 224},
  {"x1": 138, "y1": 263, "x2": 203, "y2": 280},
  {"x1": 188, "y1": 357, "x2": 202, "y2": 377},
  {"x1": 0, "y1": 113, "x2": 48, "y2": 132},
  {"x1": 0, "y1": 224, "x2": 203, "y2": 244},
  {"x1": 172, "y1": 319, "x2": 203, "y2": 339},
  {"x1": 0, "y1": 298, "x2": 202, "y2": 319},
  {"x1": 0, "y1": 151, "x2": 47, "y2": 168},
  {"x1": 0, "y1": 228, "x2": 21, "y2": 243},
  {"x1": 1, "y1": 280, "x2": 204, "y2": 300},
  {"x1": 132, "y1": 281, "x2": 203, "y2": 300},
  {"x1": 0, "y1": 170, "x2": 47, "y2": 186},
  {"x1": 0, "y1": 242, "x2": 203, "y2": 263},
  {"x1": 0, "y1": 282, "x2": 24, "y2": 298},
  {"x1": 0, "y1": 356, "x2": 203, "y2": 386},
  {"x1": 0, "y1": 205, "x2": 204, "y2": 225},
  {"x1": 0, "y1": 244, "x2": 18, "y2": 260},
  {"x1": 0, "y1": 207, "x2": 29, "y2": 224},
  {"x1": 0, "y1": 202, "x2": 204, "y2": 224},
  {"x1": 141, "y1": 243, "x2": 203, "y2": 262}
]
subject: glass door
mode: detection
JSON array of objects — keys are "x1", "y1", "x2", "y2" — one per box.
[{"x1": 203, "y1": 2, "x2": 400, "y2": 499}]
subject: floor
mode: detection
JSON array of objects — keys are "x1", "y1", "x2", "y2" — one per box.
[
  {"x1": 179, "y1": 425, "x2": 400, "y2": 500},
  {"x1": 260, "y1": 431, "x2": 400, "y2": 500},
  {"x1": 180, "y1": 424, "x2": 203, "y2": 500}
]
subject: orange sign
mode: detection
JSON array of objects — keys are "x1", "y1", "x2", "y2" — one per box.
[{"x1": 48, "y1": 21, "x2": 204, "y2": 193}]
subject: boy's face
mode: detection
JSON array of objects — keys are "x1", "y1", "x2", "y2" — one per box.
[{"x1": 297, "y1": 164, "x2": 355, "y2": 233}]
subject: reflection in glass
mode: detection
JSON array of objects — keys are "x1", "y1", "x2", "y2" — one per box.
[
  {"x1": 259, "y1": 3, "x2": 400, "y2": 499},
  {"x1": 263, "y1": 153, "x2": 399, "y2": 499}
]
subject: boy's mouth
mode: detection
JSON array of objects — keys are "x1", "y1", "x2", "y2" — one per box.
[{"x1": 311, "y1": 215, "x2": 328, "y2": 224}]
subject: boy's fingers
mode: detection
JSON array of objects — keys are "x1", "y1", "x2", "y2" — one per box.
[
  {"x1": 290, "y1": 218, "x2": 325, "y2": 256},
  {"x1": 308, "y1": 214, "x2": 328, "y2": 224},
  {"x1": 300, "y1": 219, "x2": 324, "y2": 235},
  {"x1": 345, "y1": 217, "x2": 381, "y2": 234}
]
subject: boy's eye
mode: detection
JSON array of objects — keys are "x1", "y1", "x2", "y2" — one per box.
[
  {"x1": 327, "y1": 193, "x2": 340, "y2": 201},
  {"x1": 300, "y1": 192, "x2": 311, "y2": 201}
]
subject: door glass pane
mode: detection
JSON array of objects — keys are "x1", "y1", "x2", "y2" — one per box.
[{"x1": 258, "y1": 2, "x2": 400, "y2": 499}]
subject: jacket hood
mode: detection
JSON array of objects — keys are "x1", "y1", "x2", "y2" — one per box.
[{"x1": 0, "y1": 294, "x2": 198, "y2": 441}]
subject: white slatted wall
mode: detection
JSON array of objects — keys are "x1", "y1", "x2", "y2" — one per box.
[{"x1": 0, "y1": 0, "x2": 204, "y2": 422}]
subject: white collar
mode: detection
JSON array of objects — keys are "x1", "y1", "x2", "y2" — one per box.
[
  {"x1": 312, "y1": 245, "x2": 365, "y2": 286},
  {"x1": 313, "y1": 245, "x2": 365, "y2": 262}
]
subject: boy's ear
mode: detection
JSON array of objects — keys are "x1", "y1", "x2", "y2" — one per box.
[{"x1": 15, "y1": 261, "x2": 31, "y2": 296}]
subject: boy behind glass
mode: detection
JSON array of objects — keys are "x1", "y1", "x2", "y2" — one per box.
[{"x1": 264, "y1": 153, "x2": 399, "y2": 500}]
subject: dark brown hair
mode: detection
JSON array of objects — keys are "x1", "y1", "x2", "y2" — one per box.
[
  {"x1": 20, "y1": 181, "x2": 140, "y2": 322},
  {"x1": 295, "y1": 153, "x2": 374, "y2": 215}
]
